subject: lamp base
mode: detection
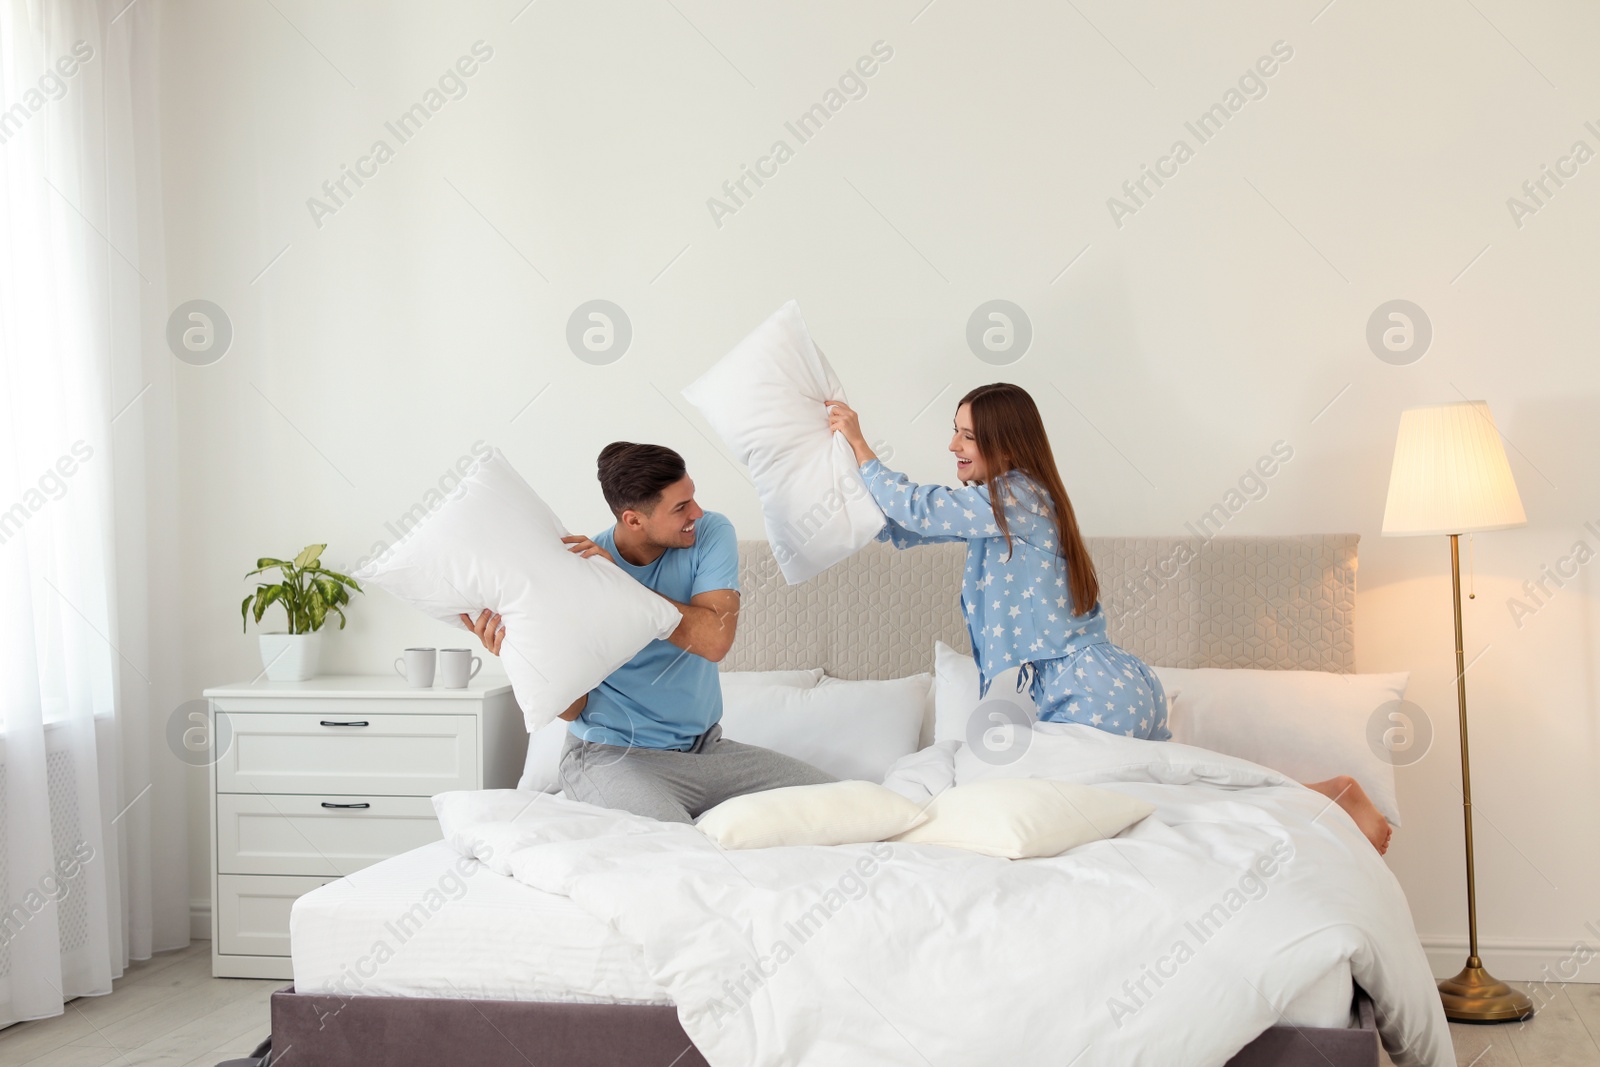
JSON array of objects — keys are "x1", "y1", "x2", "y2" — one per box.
[{"x1": 1438, "y1": 958, "x2": 1535, "y2": 1023}]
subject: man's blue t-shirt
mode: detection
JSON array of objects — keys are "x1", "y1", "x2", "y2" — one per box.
[{"x1": 569, "y1": 511, "x2": 740, "y2": 750}]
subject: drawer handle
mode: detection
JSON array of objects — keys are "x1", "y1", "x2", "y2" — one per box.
[
  {"x1": 319, "y1": 720, "x2": 369, "y2": 727},
  {"x1": 320, "y1": 802, "x2": 371, "y2": 809}
]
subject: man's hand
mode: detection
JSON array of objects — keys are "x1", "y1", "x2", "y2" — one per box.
[
  {"x1": 562, "y1": 535, "x2": 615, "y2": 565},
  {"x1": 459, "y1": 609, "x2": 505, "y2": 656},
  {"x1": 559, "y1": 693, "x2": 587, "y2": 721}
]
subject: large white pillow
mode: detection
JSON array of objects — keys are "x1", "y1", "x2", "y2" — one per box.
[
  {"x1": 719, "y1": 674, "x2": 930, "y2": 783},
  {"x1": 721, "y1": 668, "x2": 826, "y2": 689},
  {"x1": 517, "y1": 669, "x2": 826, "y2": 793},
  {"x1": 932, "y1": 644, "x2": 1407, "y2": 824},
  {"x1": 933, "y1": 640, "x2": 1037, "y2": 745},
  {"x1": 681, "y1": 300, "x2": 885, "y2": 584},
  {"x1": 351, "y1": 448, "x2": 681, "y2": 732},
  {"x1": 1152, "y1": 666, "x2": 1409, "y2": 825},
  {"x1": 893, "y1": 778, "x2": 1155, "y2": 859},
  {"x1": 697, "y1": 780, "x2": 928, "y2": 849}
]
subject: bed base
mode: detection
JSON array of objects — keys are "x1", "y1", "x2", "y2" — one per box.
[{"x1": 261, "y1": 984, "x2": 1379, "y2": 1067}]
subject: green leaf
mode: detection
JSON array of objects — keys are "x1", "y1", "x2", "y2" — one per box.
[
  {"x1": 251, "y1": 585, "x2": 285, "y2": 629},
  {"x1": 329, "y1": 603, "x2": 348, "y2": 630},
  {"x1": 240, "y1": 594, "x2": 255, "y2": 633},
  {"x1": 293, "y1": 544, "x2": 326, "y2": 570},
  {"x1": 255, "y1": 557, "x2": 289, "y2": 570},
  {"x1": 314, "y1": 577, "x2": 352, "y2": 607},
  {"x1": 305, "y1": 565, "x2": 362, "y2": 593},
  {"x1": 307, "y1": 585, "x2": 328, "y2": 632}
]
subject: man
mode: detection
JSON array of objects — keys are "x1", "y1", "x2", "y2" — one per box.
[{"x1": 463, "y1": 441, "x2": 835, "y2": 823}]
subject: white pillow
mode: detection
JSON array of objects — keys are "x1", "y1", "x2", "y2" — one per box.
[
  {"x1": 697, "y1": 780, "x2": 928, "y2": 849},
  {"x1": 351, "y1": 448, "x2": 681, "y2": 732},
  {"x1": 517, "y1": 720, "x2": 572, "y2": 793},
  {"x1": 720, "y1": 668, "x2": 825, "y2": 689},
  {"x1": 1153, "y1": 666, "x2": 1409, "y2": 825},
  {"x1": 517, "y1": 669, "x2": 827, "y2": 793},
  {"x1": 933, "y1": 640, "x2": 1037, "y2": 745},
  {"x1": 719, "y1": 674, "x2": 930, "y2": 783},
  {"x1": 892, "y1": 778, "x2": 1154, "y2": 859},
  {"x1": 881, "y1": 741, "x2": 959, "y2": 804},
  {"x1": 681, "y1": 300, "x2": 885, "y2": 584}
]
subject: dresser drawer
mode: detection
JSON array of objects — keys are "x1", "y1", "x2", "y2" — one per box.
[
  {"x1": 216, "y1": 873, "x2": 332, "y2": 958},
  {"x1": 217, "y1": 794, "x2": 443, "y2": 877},
  {"x1": 216, "y1": 712, "x2": 479, "y2": 796}
]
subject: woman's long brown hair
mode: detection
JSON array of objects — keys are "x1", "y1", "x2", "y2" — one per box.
[{"x1": 959, "y1": 383, "x2": 1099, "y2": 616}]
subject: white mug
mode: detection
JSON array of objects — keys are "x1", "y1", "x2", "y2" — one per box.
[
  {"x1": 439, "y1": 648, "x2": 482, "y2": 689},
  {"x1": 394, "y1": 647, "x2": 436, "y2": 688}
]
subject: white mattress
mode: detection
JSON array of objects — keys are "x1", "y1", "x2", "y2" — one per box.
[
  {"x1": 290, "y1": 840, "x2": 670, "y2": 1004},
  {"x1": 290, "y1": 841, "x2": 1353, "y2": 1026}
]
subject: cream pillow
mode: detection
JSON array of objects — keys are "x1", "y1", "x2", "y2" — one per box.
[
  {"x1": 893, "y1": 778, "x2": 1154, "y2": 859},
  {"x1": 681, "y1": 300, "x2": 885, "y2": 584},
  {"x1": 697, "y1": 781, "x2": 928, "y2": 849},
  {"x1": 352, "y1": 448, "x2": 682, "y2": 732}
]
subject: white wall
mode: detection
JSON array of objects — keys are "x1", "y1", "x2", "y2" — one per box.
[{"x1": 157, "y1": 0, "x2": 1600, "y2": 981}]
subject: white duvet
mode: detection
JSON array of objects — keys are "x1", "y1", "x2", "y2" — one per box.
[{"x1": 434, "y1": 724, "x2": 1453, "y2": 1067}]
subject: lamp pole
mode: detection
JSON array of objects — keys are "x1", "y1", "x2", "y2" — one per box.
[{"x1": 1436, "y1": 533, "x2": 1533, "y2": 1022}]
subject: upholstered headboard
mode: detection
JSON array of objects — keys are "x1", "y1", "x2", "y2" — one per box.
[{"x1": 722, "y1": 535, "x2": 1358, "y2": 678}]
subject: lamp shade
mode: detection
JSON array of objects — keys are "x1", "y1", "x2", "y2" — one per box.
[{"x1": 1382, "y1": 401, "x2": 1527, "y2": 536}]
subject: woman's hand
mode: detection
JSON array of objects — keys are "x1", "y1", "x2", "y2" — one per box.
[
  {"x1": 825, "y1": 401, "x2": 877, "y2": 464},
  {"x1": 562, "y1": 535, "x2": 615, "y2": 565},
  {"x1": 460, "y1": 609, "x2": 505, "y2": 656}
]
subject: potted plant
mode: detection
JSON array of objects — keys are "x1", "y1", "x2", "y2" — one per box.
[{"x1": 241, "y1": 544, "x2": 362, "y2": 681}]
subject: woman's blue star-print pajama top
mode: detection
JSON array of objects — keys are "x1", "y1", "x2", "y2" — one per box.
[{"x1": 859, "y1": 458, "x2": 1171, "y2": 741}]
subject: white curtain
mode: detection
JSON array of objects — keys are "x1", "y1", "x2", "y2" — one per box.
[{"x1": 0, "y1": 0, "x2": 186, "y2": 1026}]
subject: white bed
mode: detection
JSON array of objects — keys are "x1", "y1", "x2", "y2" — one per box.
[
  {"x1": 283, "y1": 536, "x2": 1449, "y2": 1066},
  {"x1": 293, "y1": 839, "x2": 1355, "y2": 1025}
]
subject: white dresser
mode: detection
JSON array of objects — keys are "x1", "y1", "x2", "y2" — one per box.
[{"x1": 203, "y1": 676, "x2": 526, "y2": 979}]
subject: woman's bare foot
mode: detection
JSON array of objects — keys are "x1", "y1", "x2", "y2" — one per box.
[{"x1": 1304, "y1": 775, "x2": 1392, "y2": 855}]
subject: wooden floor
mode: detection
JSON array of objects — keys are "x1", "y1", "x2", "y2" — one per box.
[
  {"x1": 1397, "y1": 982, "x2": 1600, "y2": 1067},
  {"x1": 0, "y1": 942, "x2": 1596, "y2": 1066},
  {"x1": 0, "y1": 943, "x2": 275, "y2": 1067}
]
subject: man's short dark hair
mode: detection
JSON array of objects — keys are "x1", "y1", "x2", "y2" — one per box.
[{"x1": 597, "y1": 442, "x2": 687, "y2": 516}]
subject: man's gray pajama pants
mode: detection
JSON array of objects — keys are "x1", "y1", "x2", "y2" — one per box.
[{"x1": 557, "y1": 722, "x2": 837, "y2": 823}]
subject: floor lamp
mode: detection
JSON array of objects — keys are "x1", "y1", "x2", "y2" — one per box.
[{"x1": 1381, "y1": 400, "x2": 1535, "y2": 1022}]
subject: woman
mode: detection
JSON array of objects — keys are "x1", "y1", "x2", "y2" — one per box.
[{"x1": 826, "y1": 383, "x2": 1392, "y2": 854}]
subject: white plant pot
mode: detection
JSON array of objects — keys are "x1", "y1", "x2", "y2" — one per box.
[{"x1": 258, "y1": 632, "x2": 323, "y2": 681}]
